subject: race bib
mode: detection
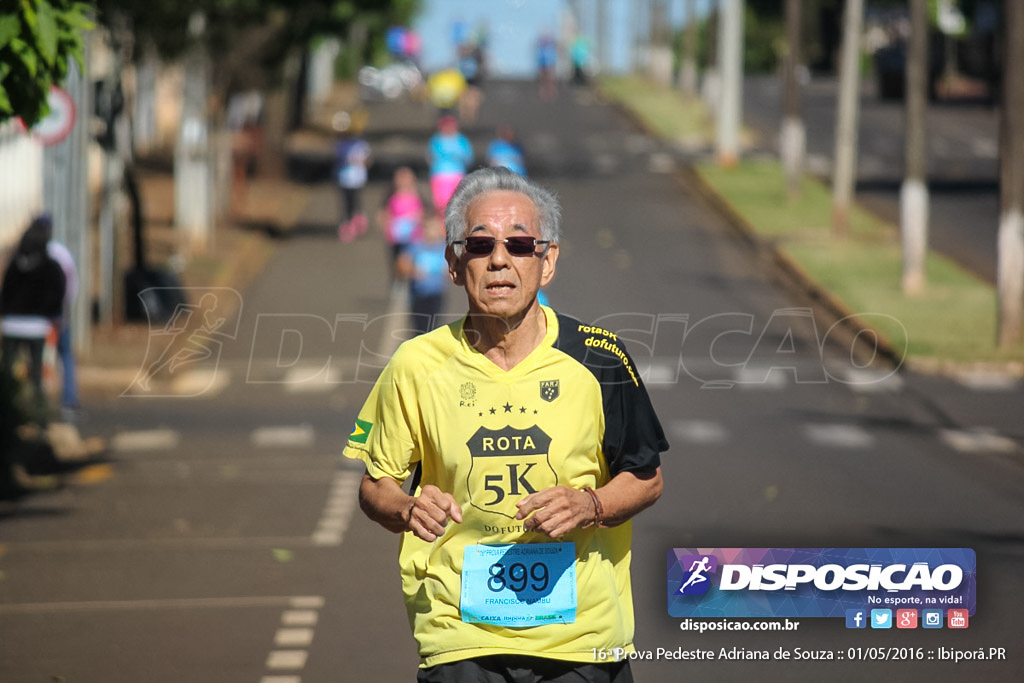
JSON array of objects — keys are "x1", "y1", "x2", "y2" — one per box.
[{"x1": 461, "y1": 543, "x2": 576, "y2": 627}]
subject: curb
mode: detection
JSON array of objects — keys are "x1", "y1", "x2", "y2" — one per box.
[
  {"x1": 678, "y1": 164, "x2": 906, "y2": 368},
  {"x1": 600, "y1": 87, "x2": 905, "y2": 370}
]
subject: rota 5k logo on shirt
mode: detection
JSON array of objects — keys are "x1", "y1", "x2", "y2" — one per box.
[{"x1": 667, "y1": 548, "x2": 976, "y2": 619}]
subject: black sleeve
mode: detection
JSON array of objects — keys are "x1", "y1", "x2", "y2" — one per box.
[
  {"x1": 554, "y1": 312, "x2": 668, "y2": 475},
  {"x1": 42, "y1": 261, "x2": 66, "y2": 317}
]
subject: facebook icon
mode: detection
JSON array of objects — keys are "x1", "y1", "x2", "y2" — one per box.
[{"x1": 846, "y1": 609, "x2": 867, "y2": 629}]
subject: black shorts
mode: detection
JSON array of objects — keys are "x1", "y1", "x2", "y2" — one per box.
[{"x1": 416, "y1": 654, "x2": 633, "y2": 683}]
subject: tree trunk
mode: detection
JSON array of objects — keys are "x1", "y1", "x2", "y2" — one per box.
[
  {"x1": 678, "y1": 0, "x2": 698, "y2": 96},
  {"x1": 998, "y1": 0, "x2": 1024, "y2": 347},
  {"x1": 781, "y1": 0, "x2": 805, "y2": 200},
  {"x1": 715, "y1": 0, "x2": 743, "y2": 168},
  {"x1": 901, "y1": 0, "x2": 930, "y2": 295},
  {"x1": 831, "y1": 0, "x2": 864, "y2": 237}
]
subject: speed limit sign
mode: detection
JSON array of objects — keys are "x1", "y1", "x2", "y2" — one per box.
[{"x1": 31, "y1": 86, "x2": 77, "y2": 146}]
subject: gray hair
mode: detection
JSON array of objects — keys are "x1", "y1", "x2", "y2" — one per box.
[{"x1": 444, "y1": 167, "x2": 562, "y2": 254}]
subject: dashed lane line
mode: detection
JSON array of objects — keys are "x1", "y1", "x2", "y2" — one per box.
[
  {"x1": 311, "y1": 470, "x2": 361, "y2": 547},
  {"x1": 261, "y1": 598, "x2": 324, "y2": 681}
]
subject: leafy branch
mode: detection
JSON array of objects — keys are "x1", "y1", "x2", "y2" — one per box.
[{"x1": 0, "y1": 0, "x2": 95, "y2": 127}]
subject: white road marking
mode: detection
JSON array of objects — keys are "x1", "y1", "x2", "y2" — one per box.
[
  {"x1": 842, "y1": 368, "x2": 904, "y2": 393},
  {"x1": 266, "y1": 650, "x2": 308, "y2": 670},
  {"x1": 290, "y1": 596, "x2": 325, "y2": 609},
  {"x1": 251, "y1": 425, "x2": 316, "y2": 448},
  {"x1": 955, "y1": 370, "x2": 1019, "y2": 391},
  {"x1": 670, "y1": 420, "x2": 729, "y2": 444},
  {"x1": 262, "y1": 600, "x2": 326, "y2": 681},
  {"x1": 940, "y1": 428, "x2": 1018, "y2": 454},
  {"x1": 111, "y1": 428, "x2": 180, "y2": 452},
  {"x1": 170, "y1": 368, "x2": 230, "y2": 397},
  {"x1": 311, "y1": 470, "x2": 361, "y2": 546},
  {"x1": 803, "y1": 423, "x2": 875, "y2": 449},
  {"x1": 281, "y1": 610, "x2": 319, "y2": 626},
  {"x1": 4, "y1": 536, "x2": 320, "y2": 553},
  {"x1": 275, "y1": 628, "x2": 315, "y2": 647},
  {"x1": 734, "y1": 366, "x2": 790, "y2": 389},
  {"x1": 0, "y1": 595, "x2": 324, "y2": 614}
]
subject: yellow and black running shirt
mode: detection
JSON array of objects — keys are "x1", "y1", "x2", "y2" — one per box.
[{"x1": 344, "y1": 306, "x2": 667, "y2": 667}]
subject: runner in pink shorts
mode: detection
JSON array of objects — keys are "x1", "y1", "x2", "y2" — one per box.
[{"x1": 426, "y1": 115, "x2": 474, "y2": 216}]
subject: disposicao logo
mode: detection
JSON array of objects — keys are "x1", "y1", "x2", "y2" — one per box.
[
  {"x1": 667, "y1": 548, "x2": 976, "y2": 619},
  {"x1": 676, "y1": 555, "x2": 718, "y2": 596}
]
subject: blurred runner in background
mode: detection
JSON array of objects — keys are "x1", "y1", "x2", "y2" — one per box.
[
  {"x1": 426, "y1": 115, "x2": 474, "y2": 218},
  {"x1": 334, "y1": 110, "x2": 371, "y2": 242},
  {"x1": 379, "y1": 166, "x2": 428, "y2": 280},
  {"x1": 486, "y1": 124, "x2": 526, "y2": 176}
]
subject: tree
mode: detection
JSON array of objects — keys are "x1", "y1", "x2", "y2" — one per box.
[
  {"x1": 830, "y1": 0, "x2": 864, "y2": 237},
  {"x1": 901, "y1": 0, "x2": 930, "y2": 295},
  {"x1": 998, "y1": 0, "x2": 1024, "y2": 347},
  {"x1": 677, "y1": 0, "x2": 698, "y2": 96},
  {"x1": 780, "y1": 0, "x2": 804, "y2": 200},
  {"x1": 0, "y1": 0, "x2": 94, "y2": 127}
]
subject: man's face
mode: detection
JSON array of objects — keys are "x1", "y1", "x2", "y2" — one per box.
[{"x1": 447, "y1": 190, "x2": 558, "y2": 321}]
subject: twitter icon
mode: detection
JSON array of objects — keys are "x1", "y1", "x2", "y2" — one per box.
[{"x1": 870, "y1": 609, "x2": 893, "y2": 629}]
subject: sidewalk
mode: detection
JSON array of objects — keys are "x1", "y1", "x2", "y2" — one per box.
[{"x1": 77, "y1": 83, "x2": 359, "y2": 398}]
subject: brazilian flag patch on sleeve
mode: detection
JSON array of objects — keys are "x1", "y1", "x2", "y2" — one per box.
[{"x1": 349, "y1": 418, "x2": 373, "y2": 444}]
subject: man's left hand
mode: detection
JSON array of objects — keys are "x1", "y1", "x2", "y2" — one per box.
[{"x1": 514, "y1": 486, "x2": 594, "y2": 539}]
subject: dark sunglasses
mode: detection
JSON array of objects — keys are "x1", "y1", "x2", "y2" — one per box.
[{"x1": 453, "y1": 236, "x2": 551, "y2": 256}]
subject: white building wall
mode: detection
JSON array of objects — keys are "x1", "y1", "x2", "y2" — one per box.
[{"x1": 0, "y1": 122, "x2": 43, "y2": 250}]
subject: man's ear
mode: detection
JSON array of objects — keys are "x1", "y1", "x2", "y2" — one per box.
[
  {"x1": 446, "y1": 245, "x2": 463, "y2": 286},
  {"x1": 540, "y1": 243, "x2": 558, "y2": 288}
]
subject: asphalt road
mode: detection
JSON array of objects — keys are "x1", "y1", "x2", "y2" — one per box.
[{"x1": 1, "y1": 78, "x2": 1022, "y2": 682}]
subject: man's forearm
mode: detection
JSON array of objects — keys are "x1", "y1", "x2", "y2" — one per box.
[
  {"x1": 593, "y1": 467, "x2": 663, "y2": 527},
  {"x1": 358, "y1": 473, "x2": 413, "y2": 533}
]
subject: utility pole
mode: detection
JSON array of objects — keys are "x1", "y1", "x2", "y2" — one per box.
[
  {"x1": 781, "y1": 0, "x2": 805, "y2": 200},
  {"x1": 901, "y1": 0, "x2": 930, "y2": 295},
  {"x1": 716, "y1": 0, "x2": 743, "y2": 168},
  {"x1": 831, "y1": 0, "x2": 864, "y2": 237},
  {"x1": 998, "y1": 0, "x2": 1024, "y2": 347}
]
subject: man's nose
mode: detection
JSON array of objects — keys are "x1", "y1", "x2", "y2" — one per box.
[{"x1": 486, "y1": 242, "x2": 513, "y2": 267}]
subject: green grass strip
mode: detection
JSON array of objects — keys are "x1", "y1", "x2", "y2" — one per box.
[{"x1": 597, "y1": 76, "x2": 1023, "y2": 367}]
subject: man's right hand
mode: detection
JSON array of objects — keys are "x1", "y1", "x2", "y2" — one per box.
[{"x1": 407, "y1": 484, "x2": 463, "y2": 542}]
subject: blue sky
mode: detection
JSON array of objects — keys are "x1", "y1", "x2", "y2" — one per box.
[{"x1": 412, "y1": 0, "x2": 710, "y2": 77}]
